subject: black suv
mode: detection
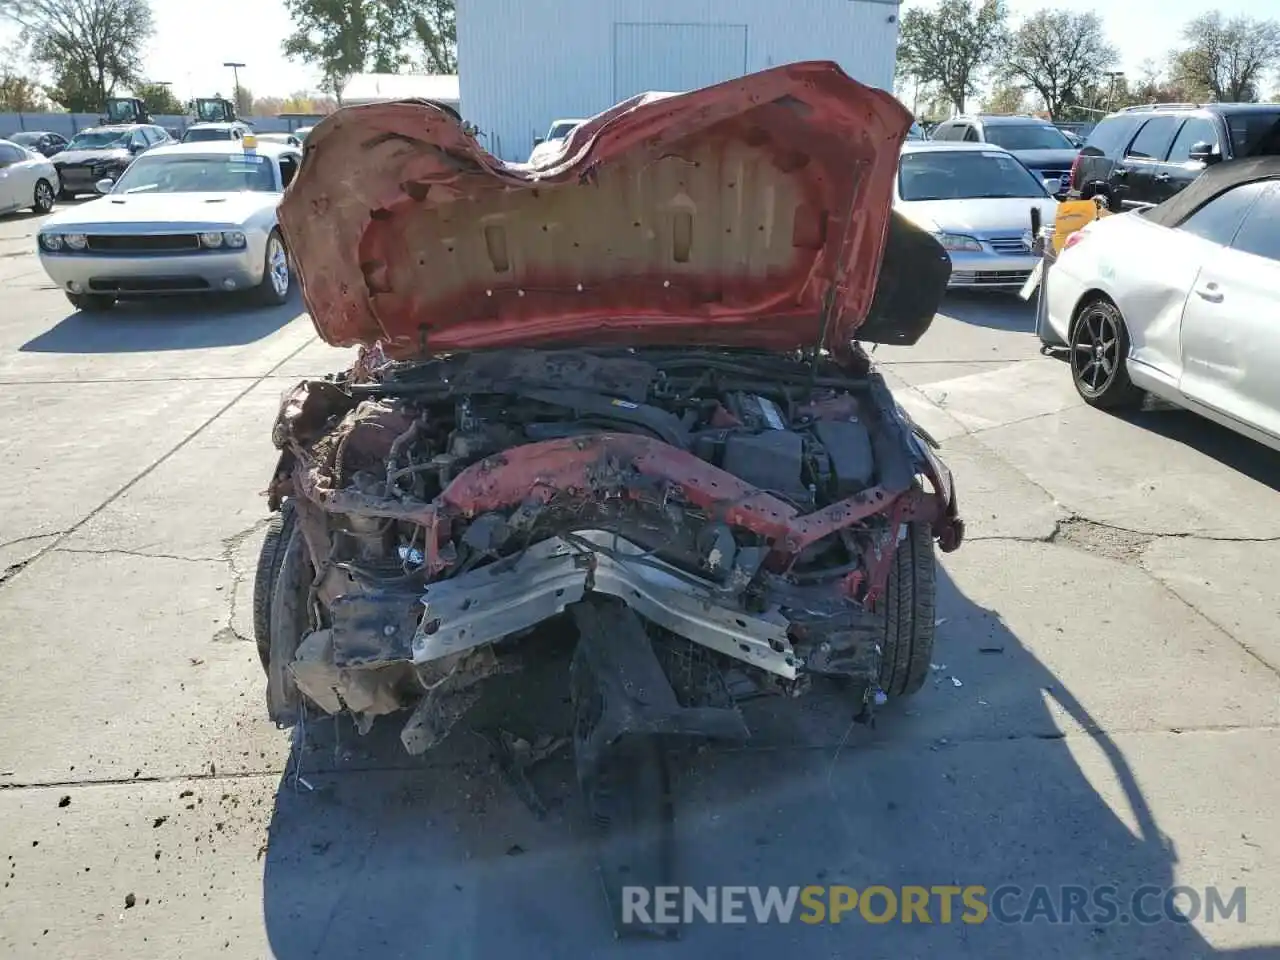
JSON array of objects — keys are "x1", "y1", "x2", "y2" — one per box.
[
  {"x1": 929, "y1": 115, "x2": 1080, "y2": 194},
  {"x1": 1070, "y1": 102, "x2": 1280, "y2": 209},
  {"x1": 50, "y1": 123, "x2": 173, "y2": 198}
]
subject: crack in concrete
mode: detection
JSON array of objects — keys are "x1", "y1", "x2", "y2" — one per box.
[
  {"x1": 0, "y1": 375, "x2": 277, "y2": 386},
  {"x1": 0, "y1": 531, "x2": 69, "y2": 550},
  {"x1": 0, "y1": 336, "x2": 317, "y2": 595},
  {"x1": 54, "y1": 547, "x2": 226, "y2": 564},
  {"x1": 971, "y1": 515, "x2": 1280, "y2": 551},
  {"x1": 3, "y1": 721, "x2": 1277, "y2": 793},
  {"x1": 220, "y1": 517, "x2": 273, "y2": 647},
  {"x1": 964, "y1": 516, "x2": 1280, "y2": 680}
]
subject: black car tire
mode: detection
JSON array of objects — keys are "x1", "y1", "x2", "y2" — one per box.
[
  {"x1": 252, "y1": 499, "x2": 297, "y2": 671},
  {"x1": 1069, "y1": 297, "x2": 1144, "y2": 409},
  {"x1": 252, "y1": 229, "x2": 291, "y2": 306},
  {"x1": 878, "y1": 521, "x2": 936, "y2": 698},
  {"x1": 65, "y1": 292, "x2": 116, "y2": 312},
  {"x1": 265, "y1": 515, "x2": 311, "y2": 722},
  {"x1": 58, "y1": 189, "x2": 76, "y2": 201},
  {"x1": 31, "y1": 179, "x2": 56, "y2": 214}
]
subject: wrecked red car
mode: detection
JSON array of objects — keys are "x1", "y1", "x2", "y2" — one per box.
[{"x1": 255, "y1": 62, "x2": 962, "y2": 767}]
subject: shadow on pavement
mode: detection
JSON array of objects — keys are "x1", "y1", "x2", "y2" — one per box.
[
  {"x1": 19, "y1": 292, "x2": 300, "y2": 353},
  {"x1": 1117, "y1": 406, "x2": 1280, "y2": 494},
  {"x1": 259, "y1": 567, "x2": 1243, "y2": 958},
  {"x1": 941, "y1": 290, "x2": 1037, "y2": 333}
]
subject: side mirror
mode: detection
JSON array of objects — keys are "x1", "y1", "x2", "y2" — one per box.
[
  {"x1": 1188, "y1": 142, "x2": 1219, "y2": 164},
  {"x1": 1042, "y1": 177, "x2": 1063, "y2": 196},
  {"x1": 95, "y1": 178, "x2": 115, "y2": 194}
]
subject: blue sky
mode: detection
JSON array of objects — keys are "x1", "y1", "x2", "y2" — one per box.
[{"x1": 3, "y1": 0, "x2": 1276, "y2": 100}]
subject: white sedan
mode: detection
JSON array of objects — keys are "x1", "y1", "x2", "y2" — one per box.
[
  {"x1": 896, "y1": 141, "x2": 1060, "y2": 290},
  {"x1": 0, "y1": 139, "x2": 60, "y2": 216},
  {"x1": 36, "y1": 138, "x2": 300, "y2": 312},
  {"x1": 1045, "y1": 158, "x2": 1280, "y2": 452}
]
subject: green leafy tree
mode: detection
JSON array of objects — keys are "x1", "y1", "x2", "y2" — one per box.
[
  {"x1": 897, "y1": 0, "x2": 1007, "y2": 114},
  {"x1": 0, "y1": 72, "x2": 48, "y2": 111},
  {"x1": 1170, "y1": 12, "x2": 1280, "y2": 103},
  {"x1": 283, "y1": 0, "x2": 416, "y2": 102},
  {"x1": 0, "y1": 41, "x2": 49, "y2": 111},
  {"x1": 1001, "y1": 10, "x2": 1118, "y2": 120},
  {"x1": 983, "y1": 83, "x2": 1030, "y2": 115},
  {"x1": 0, "y1": 0, "x2": 154, "y2": 111},
  {"x1": 233, "y1": 84, "x2": 253, "y2": 116},
  {"x1": 411, "y1": 0, "x2": 457, "y2": 73},
  {"x1": 133, "y1": 81, "x2": 182, "y2": 114}
]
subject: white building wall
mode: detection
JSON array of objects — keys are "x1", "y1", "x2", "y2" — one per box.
[{"x1": 457, "y1": 0, "x2": 901, "y2": 160}]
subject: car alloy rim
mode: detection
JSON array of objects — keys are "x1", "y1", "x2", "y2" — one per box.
[
  {"x1": 1072, "y1": 306, "x2": 1119, "y2": 395},
  {"x1": 269, "y1": 237, "x2": 289, "y2": 296},
  {"x1": 36, "y1": 182, "x2": 53, "y2": 209}
]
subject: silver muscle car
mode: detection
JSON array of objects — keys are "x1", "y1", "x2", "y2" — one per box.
[{"x1": 36, "y1": 137, "x2": 301, "y2": 312}]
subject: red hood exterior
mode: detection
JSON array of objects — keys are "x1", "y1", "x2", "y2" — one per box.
[{"x1": 279, "y1": 61, "x2": 912, "y2": 359}]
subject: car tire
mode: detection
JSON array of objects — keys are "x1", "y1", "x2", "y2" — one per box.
[
  {"x1": 878, "y1": 521, "x2": 936, "y2": 698},
  {"x1": 65, "y1": 292, "x2": 116, "y2": 312},
  {"x1": 253, "y1": 229, "x2": 291, "y2": 306},
  {"x1": 31, "y1": 179, "x2": 56, "y2": 214},
  {"x1": 252, "y1": 499, "x2": 297, "y2": 672},
  {"x1": 1069, "y1": 297, "x2": 1144, "y2": 409},
  {"x1": 58, "y1": 189, "x2": 76, "y2": 201},
  {"x1": 266, "y1": 514, "x2": 311, "y2": 723}
]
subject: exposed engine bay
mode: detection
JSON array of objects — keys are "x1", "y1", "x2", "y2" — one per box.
[{"x1": 260, "y1": 344, "x2": 963, "y2": 757}]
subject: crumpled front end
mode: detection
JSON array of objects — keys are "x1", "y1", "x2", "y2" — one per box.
[{"x1": 259, "y1": 346, "x2": 962, "y2": 753}]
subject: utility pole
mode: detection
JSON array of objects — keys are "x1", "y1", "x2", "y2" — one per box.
[{"x1": 223, "y1": 61, "x2": 246, "y2": 112}]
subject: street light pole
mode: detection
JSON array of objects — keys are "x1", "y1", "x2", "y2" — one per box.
[{"x1": 223, "y1": 61, "x2": 246, "y2": 112}]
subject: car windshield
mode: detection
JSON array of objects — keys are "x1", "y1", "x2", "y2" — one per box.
[
  {"x1": 547, "y1": 121, "x2": 579, "y2": 140},
  {"x1": 67, "y1": 130, "x2": 128, "y2": 150},
  {"x1": 9, "y1": 132, "x2": 40, "y2": 146},
  {"x1": 983, "y1": 123, "x2": 1074, "y2": 151},
  {"x1": 183, "y1": 127, "x2": 234, "y2": 142},
  {"x1": 1227, "y1": 112, "x2": 1280, "y2": 156},
  {"x1": 899, "y1": 150, "x2": 1047, "y2": 201},
  {"x1": 111, "y1": 154, "x2": 277, "y2": 194}
]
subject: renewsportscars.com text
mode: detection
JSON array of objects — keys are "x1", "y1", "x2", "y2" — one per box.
[{"x1": 621, "y1": 885, "x2": 1247, "y2": 926}]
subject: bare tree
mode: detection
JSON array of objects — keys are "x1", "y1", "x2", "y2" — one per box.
[
  {"x1": 897, "y1": 0, "x2": 1007, "y2": 114},
  {"x1": 1001, "y1": 10, "x2": 1118, "y2": 120},
  {"x1": 0, "y1": 0, "x2": 154, "y2": 112},
  {"x1": 1123, "y1": 58, "x2": 1204, "y2": 106},
  {"x1": 1170, "y1": 12, "x2": 1280, "y2": 102}
]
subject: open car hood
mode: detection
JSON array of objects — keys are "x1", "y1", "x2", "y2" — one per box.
[{"x1": 280, "y1": 61, "x2": 947, "y2": 358}]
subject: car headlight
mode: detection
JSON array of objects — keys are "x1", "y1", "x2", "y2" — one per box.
[
  {"x1": 222, "y1": 231, "x2": 247, "y2": 248},
  {"x1": 935, "y1": 233, "x2": 983, "y2": 252},
  {"x1": 199, "y1": 232, "x2": 225, "y2": 249},
  {"x1": 39, "y1": 233, "x2": 63, "y2": 251},
  {"x1": 63, "y1": 233, "x2": 88, "y2": 251}
]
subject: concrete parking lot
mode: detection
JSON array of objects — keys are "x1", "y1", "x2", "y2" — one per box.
[{"x1": 1, "y1": 204, "x2": 1278, "y2": 959}]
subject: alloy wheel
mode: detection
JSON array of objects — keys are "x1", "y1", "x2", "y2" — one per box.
[
  {"x1": 268, "y1": 236, "x2": 289, "y2": 298},
  {"x1": 1071, "y1": 305, "x2": 1120, "y2": 397},
  {"x1": 35, "y1": 181, "x2": 54, "y2": 212}
]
